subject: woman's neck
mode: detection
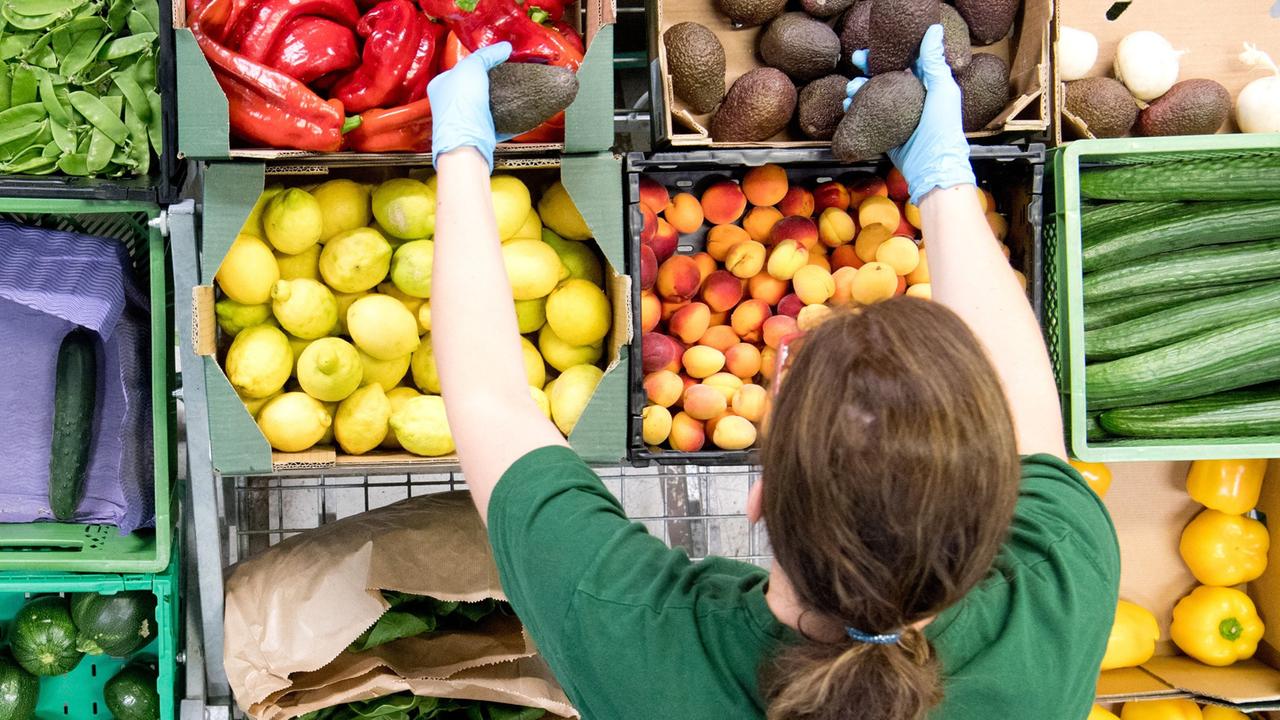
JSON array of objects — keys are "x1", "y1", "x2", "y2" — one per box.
[{"x1": 765, "y1": 563, "x2": 935, "y2": 642}]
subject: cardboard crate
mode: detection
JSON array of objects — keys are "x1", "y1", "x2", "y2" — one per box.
[
  {"x1": 1053, "y1": 0, "x2": 1280, "y2": 142},
  {"x1": 172, "y1": 1, "x2": 616, "y2": 160},
  {"x1": 649, "y1": 0, "x2": 1051, "y2": 148},
  {"x1": 189, "y1": 154, "x2": 630, "y2": 475}
]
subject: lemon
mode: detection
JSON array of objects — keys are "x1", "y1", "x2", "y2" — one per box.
[
  {"x1": 376, "y1": 282, "x2": 424, "y2": 319},
  {"x1": 537, "y1": 181, "x2": 591, "y2": 241},
  {"x1": 509, "y1": 208, "x2": 542, "y2": 243},
  {"x1": 217, "y1": 234, "x2": 280, "y2": 305},
  {"x1": 520, "y1": 336, "x2": 546, "y2": 388},
  {"x1": 258, "y1": 392, "x2": 331, "y2": 452},
  {"x1": 334, "y1": 384, "x2": 391, "y2": 454},
  {"x1": 226, "y1": 324, "x2": 293, "y2": 398},
  {"x1": 271, "y1": 279, "x2": 338, "y2": 339},
  {"x1": 381, "y1": 386, "x2": 422, "y2": 450},
  {"x1": 410, "y1": 334, "x2": 440, "y2": 394},
  {"x1": 514, "y1": 297, "x2": 546, "y2": 334},
  {"x1": 390, "y1": 240, "x2": 434, "y2": 299},
  {"x1": 545, "y1": 279, "x2": 610, "y2": 346},
  {"x1": 538, "y1": 324, "x2": 603, "y2": 372},
  {"x1": 297, "y1": 337, "x2": 363, "y2": 402},
  {"x1": 543, "y1": 229, "x2": 604, "y2": 286},
  {"x1": 530, "y1": 386, "x2": 551, "y2": 419},
  {"x1": 264, "y1": 188, "x2": 324, "y2": 255},
  {"x1": 276, "y1": 244, "x2": 321, "y2": 281},
  {"x1": 239, "y1": 389, "x2": 281, "y2": 419},
  {"x1": 347, "y1": 294, "x2": 419, "y2": 360},
  {"x1": 358, "y1": 348, "x2": 411, "y2": 390},
  {"x1": 371, "y1": 178, "x2": 436, "y2": 240},
  {"x1": 319, "y1": 227, "x2": 393, "y2": 293},
  {"x1": 311, "y1": 179, "x2": 372, "y2": 241},
  {"x1": 238, "y1": 186, "x2": 282, "y2": 238},
  {"x1": 417, "y1": 302, "x2": 431, "y2": 334},
  {"x1": 319, "y1": 401, "x2": 338, "y2": 444},
  {"x1": 491, "y1": 175, "x2": 533, "y2": 241},
  {"x1": 549, "y1": 364, "x2": 603, "y2": 435},
  {"x1": 502, "y1": 239, "x2": 564, "y2": 300},
  {"x1": 390, "y1": 395, "x2": 455, "y2": 457},
  {"x1": 286, "y1": 334, "x2": 318, "y2": 376},
  {"x1": 332, "y1": 291, "x2": 369, "y2": 335},
  {"x1": 215, "y1": 299, "x2": 272, "y2": 336}
]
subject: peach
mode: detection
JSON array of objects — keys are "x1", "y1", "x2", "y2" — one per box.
[
  {"x1": 760, "y1": 346, "x2": 778, "y2": 382},
  {"x1": 813, "y1": 181, "x2": 851, "y2": 213},
  {"x1": 730, "y1": 299, "x2": 771, "y2": 342},
  {"x1": 896, "y1": 275, "x2": 908, "y2": 296},
  {"x1": 692, "y1": 252, "x2": 716, "y2": 284},
  {"x1": 906, "y1": 248, "x2": 930, "y2": 285},
  {"x1": 807, "y1": 248, "x2": 831, "y2": 272},
  {"x1": 662, "y1": 299, "x2": 690, "y2": 323},
  {"x1": 793, "y1": 265, "x2": 835, "y2": 305},
  {"x1": 776, "y1": 293, "x2": 804, "y2": 318},
  {"x1": 978, "y1": 187, "x2": 993, "y2": 213},
  {"x1": 649, "y1": 217, "x2": 679, "y2": 263},
  {"x1": 644, "y1": 370, "x2": 684, "y2": 407},
  {"x1": 712, "y1": 414, "x2": 758, "y2": 450},
  {"x1": 639, "y1": 244, "x2": 657, "y2": 290},
  {"x1": 770, "y1": 216, "x2": 820, "y2": 250},
  {"x1": 669, "y1": 302, "x2": 711, "y2": 344},
  {"x1": 701, "y1": 181, "x2": 747, "y2": 225},
  {"x1": 987, "y1": 212, "x2": 1009, "y2": 242},
  {"x1": 731, "y1": 384, "x2": 769, "y2": 423},
  {"x1": 701, "y1": 270, "x2": 745, "y2": 312},
  {"x1": 763, "y1": 314, "x2": 800, "y2": 349},
  {"x1": 831, "y1": 244, "x2": 864, "y2": 271},
  {"x1": 642, "y1": 404, "x2": 673, "y2": 445},
  {"x1": 846, "y1": 173, "x2": 888, "y2": 206},
  {"x1": 702, "y1": 372, "x2": 744, "y2": 402},
  {"x1": 707, "y1": 224, "x2": 750, "y2": 261},
  {"x1": 858, "y1": 195, "x2": 900, "y2": 230},
  {"x1": 797, "y1": 303, "x2": 833, "y2": 330},
  {"x1": 854, "y1": 224, "x2": 893, "y2": 263},
  {"x1": 639, "y1": 176, "x2": 670, "y2": 215},
  {"x1": 725, "y1": 342, "x2": 763, "y2": 379},
  {"x1": 906, "y1": 282, "x2": 931, "y2": 299},
  {"x1": 905, "y1": 201, "x2": 922, "y2": 229},
  {"x1": 818, "y1": 207, "x2": 857, "y2": 247},
  {"x1": 831, "y1": 266, "x2": 858, "y2": 305},
  {"x1": 851, "y1": 262, "x2": 898, "y2": 305},
  {"x1": 742, "y1": 206, "x2": 784, "y2": 244},
  {"x1": 875, "y1": 236, "x2": 920, "y2": 275},
  {"x1": 749, "y1": 273, "x2": 788, "y2": 305},
  {"x1": 640, "y1": 206, "x2": 656, "y2": 244},
  {"x1": 742, "y1": 164, "x2": 789, "y2": 207},
  {"x1": 669, "y1": 412, "x2": 706, "y2": 452},
  {"x1": 642, "y1": 332, "x2": 684, "y2": 374},
  {"x1": 656, "y1": 255, "x2": 701, "y2": 301},
  {"x1": 766, "y1": 239, "x2": 808, "y2": 281},
  {"x1": 699, "y1": 324, "x2": 740, "y2": 353},
  {"x1": 683, "y1": 345, "x2": 726, "y2": 379},
  {"x1": 665, "y1": 192, "x2": 704, "y2": 234},
  {"x1": 777, "y1": 187, "x2": 815, "y2": 218},
  {"x1": 725, "y1": 240, "x2": 766, "y2": 279},
  {"x1": 683, "y1": 384, "x2": 728, "y2": 421},
  {"x1": 885, "y1": 167, "x2": 909, "y2": 202},
  {"x1": 893, "y1": 215, "x2": 918, "y2": 240},
  {"x1": 641, "y1": 289, "x2": 661, "y2": 332}
]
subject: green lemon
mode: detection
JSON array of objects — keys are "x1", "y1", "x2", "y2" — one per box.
[
  {"x1": 226, "y1": 324, "x2": 293, "y2": 399},
  {"x1": 543, "y1": 229, "x2": 604, "y2": 286},
  {"x1": 358, "y1": 348, "x2": 411, "y2": 391},
  {"x1": 311, "y1": 179, "x2": 372, "y2": 242},
  {"x1": 381, "y1": 386, "x2": 422, "y2": 450},
  {"x1": 257, "y1": 392, "x2": 331, "y2": 452},
  {"x1": 271, "y1": 279, "x2": 338, "y2": 340},
  {"x1": 215, "y1": 299, "x2": 272, "y2": 336},
  {"x1": 538, "y1": 324, "x2": 603, "y2": 373},
  {"x1": 520, "y1": 337, "x2": 546, "y2": 388},
  {"x1": 217, "y1": 234, "x2": 280, "y2": 305},
  {"x1": 545, "y1": 278, "x2": 611, "y2": 346},
  {"x1": 275, "y1": 244, "x2": 322, "y2": 281},
  {"x1": 334, "y1": 384, "x2": 391, "y2": 455},
  {"x1": 263, "y1": 188, "x2": 324, "y2": 255},
  {"x1": 297, "y1": 337, "x2": 363, "y2": 402},
  {"x1": 549, "y1": 364, "x2": 603, "y2": 436},
  {"x1": 319, "y1": 227, "x2": 393, "y2": 293},
  {"x1": 390, "y1": 240, "x2": 434, "y2": 299},
  {"x1": 410, "y1": 334, "x2": 440, "y2": 394},
  {"x1": 371, "y1": 178, "x2": 436, "y2": 240},
  {"x1": 502, "y1": 239, "x2": 564, "y2": 300},
  {"x1": 514, "y1": 297, "x2": 546, "y2": 334},
  {"x1": 347, "y1": 294, "x2": 419, "y2": 360},
  {"x1": 390, "y1": 395, "x2": 455, "y2": 457}
]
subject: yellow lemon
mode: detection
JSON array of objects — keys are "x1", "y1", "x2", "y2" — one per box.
[
  {"x1": 381, "y1": 386, "x2": 422, "y2": 450},
  {"x1": 549, "y1": 364, "x2": 603, "y2": 435},
  {"x1": 410, "y1": 334, "x2": 440, "y2": 394},
  {"x1": 545, "y1": 278, "x2": 611, "y2": 346},
  {"x1": 371, "y1": 178, "x2": 436, "y2": 240},
  {"x1": 271, "y1": 279, "x2": 338, "y2": 339},
  {"x1": 215, "y1": 299, "x2": 272, "y2": 336},
  {"x1": 537, "y1": 181, "x2": 591, "y2": 241},
  {"x1": 334, "y1": 384, "x2": 391, "y2": 454},
  {"x1": 238, "y1": 186, "x2": 282, "y2": 238},
  {"x1": 390, "y1": 239, "x2": 434, "y2": 299},
  {"x1": 347, "y1": 294, "x2": 419, "y2": 360},
  {"x1": 538, "y1": 324, "x2": 603, "y2": 372},
  {"x1": 358, "y1": 348, "x2": 411, "y2": 390},
  {"x1": 239, "y1": 389, "x2": 281, "y2": 419},
  {"x1": 543, "y1": 229, "x2": 604, "y2": 286},
  {"x1": 217, "y1": 234, "x2": 279, "y2": 305},
  {"x1": 258, "y1": 392, "x2": 331, "y2": 452},
  {"x1": 263, "y1": 188, "x2": 324, "y2": 254},
  {"x1": 417, "y1": 301, "x2": 431, "y2": 334},
  {"x1": 514, "y1": 297, "x2": 546, "y2": 334},
  {"x1": 390, "y1": 395, "x2": 455, "y2": 457},
  {"x1": 377, "y1": 282, "x2": 424, "y2": 318},
  {"x1": 311, "y1": 179, "x2": 372, "y2": 241},
  {"x1": 530, "y1": 386, "x2": 551, "y2": 419},
  {"x1": 520, "y1": 336, "x2": 546, "y2": 388},
  {"x1": 297, "y1": 337, "x2": 363, "y2": 402},
  {"x1": 502, "y1": 239, "x2": 563, "y2": 300},
  {"x1": 286, "y1": 334, "x2": 319, "y2": 376},
  {"x1": 509, "y1": 208, "x2": 542, "y2": 243},
  {"x1": 318, "y1": 401, "x2": 338, "y2": 444},
  {"x1": 226, "y1": 324, "x2": 292, "y2": 398},
  {"x1": 491, "y1": 175, "x2": 533, "y2": 241},
  {"x1": 319, "y1": 227, "x2": 393, "y2": 293},
  {"x1": 275, "y1": 244, "x2": 321, "y2": 281},
  {"x1": 332, "y1": 290, "x2": 369, "y2": 335}
]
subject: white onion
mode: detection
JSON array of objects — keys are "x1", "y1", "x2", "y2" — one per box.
[
  {"x1": 1237, "y1": 43, "x2": 1280, "y2": 133},
  {"x1": 1114, "y1": 31, "x2": 1183, "y2": 101},
  {"x1": 1059, "y1": 26, "x2": 1099, "y2": 82}
]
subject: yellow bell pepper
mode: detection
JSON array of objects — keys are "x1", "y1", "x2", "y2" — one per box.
[
  {"x1": 1186, "y1": 459, "x2": 1267, "y2": 514},
  {"x1": 1202, "y1": 707, "x2": 1251, "y2": 720},
  {"x1": 1180, "y1": 509, "x2": 1270, "y2": 586},
  {"x1": 1171, "y1": 585, "x2": 1265, "y2": 666},
  {"x1": 1101, "y1": 600, "x2": 1161, "y2": 670},
  {"x1": 1090, "y1": 705, "x2": 1122, "y2": 720},
  {"x1": 1120, "y1": 699, "x2": 1202, "y2": 720},
  {"x1": 1071, "y1": 459, "x2": 1113, "y2": 497}
]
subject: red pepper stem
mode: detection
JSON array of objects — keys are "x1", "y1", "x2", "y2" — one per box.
[{"x1": 342, "y1": 116, "x2": 363, "y2": 133}]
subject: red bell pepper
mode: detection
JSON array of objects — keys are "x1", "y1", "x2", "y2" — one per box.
[
  {"x1": 550, "y1": 18, "x2": 583, "y2": 53},
  {"x1": 264, "y1": 17, "x2": 360, "y2": 85},
  {"x1": 418, "y1": 0, "x2": 583, "y2": 69},
  {"x1": 513, "y1": 109, "x2": 564, "y2": 142},
  {"x1": 187, "y1": 0, "x2": 256, "y2": 44},
  {"x1": 225, "y1": 0, "x2": 360, "y2": 63},
  {"x1": 344, "y1": 97, "x2": 432, "y2": 151},
  {"x1": 330, "y1": 0, "x2": 429, "y2": 113},
  {"x1": 521, "y1": 0, "x2": 567, "y2": 22},
  {"x1": 397, "y1": 20, "x2": 446, "y2": 103},
  {"x1": 438, "y1": 30, "x2": 468, "y2": 71}
]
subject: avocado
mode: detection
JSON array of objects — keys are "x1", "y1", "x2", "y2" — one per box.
[
  {"x1": 1065, "y1": 77, "x2": 1139, "y2": 139},
  {"x1": 715, "y1": 0, "x2": 787, "y2": 27},
  {"x1": 955, "y1": 0, "x2": 1018, "y2": 46},
  {"x1": 867, "y1": 0, "x2": 940, "y2": 75},
  {"x1": 664, "y1": 23, "x2": 726, "y2": 115},
  {"x1": 798, "y1": 74, "x2": 851, "y2": 139},
  {"x1": 711, "y1": 68, "x2": 798, "y2": 142},
  {"x1": 489, "y1": 64, "x2": 579, "y2": 136},
  {"x1": 838, "y1": 1, "x2": 872, "y2": 73},
  {"x1": 801, "y1": 0, "x2": 858, "y2": 18},
  {"x1": 940, "y1": 4, "x2": 973, "y2": 73},
  {"x1": 759, "y1": 13, "x2": 841, "y2": 83},
  {"x1": 1137, "y1": 79, "x2": 1231, "y2": 137},
  {"x1": 832, "y1": 70, "x2": 925, "y2": 161},
  {"x1": 956, "y1": 53, "x2": 1009, "y2": 132}
]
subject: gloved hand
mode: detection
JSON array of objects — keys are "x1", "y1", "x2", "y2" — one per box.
[
  {"x1": 845, "y1": 25, "x2": 975, "y2": 205},
  {"x1": 428, "y1": 41, "x2": 514, "y2": 170}
]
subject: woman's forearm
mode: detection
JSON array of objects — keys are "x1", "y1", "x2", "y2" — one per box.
[{"x1": 920, "y1": 185, "x2": 1066, "y2": 458}]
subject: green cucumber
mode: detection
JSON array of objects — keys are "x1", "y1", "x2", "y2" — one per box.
[
  {"x1": 1084, "y1": 282, "x2": 1270, "y2": 330},
  {"x1": 1082, "y1": 201, "x2": 1280, "y2": 272},
  {"x1": 1080, "y1": 155, "x2": 1280, "y2": 201},
  {"x1": 1085, "y1": 312, "x2": 1280, "y2": 411},
  {"x1": 1082, "y1": 238, "x2": 1280, "y2": 303},
  {"x1": 1086, "y1": 414, "x2": 1109, "y2": 442},
  {"x1": 1099, "y1": 386, "x2": 1280, "y2": 438},
  {"x1": 49, "y1": 327, "x2": 97, "y2": 521},
  {"x1": 1080, "y1": 201, "x2": 1182, "y2": 244},
  {"x1": 1086, "y1": 282, "x2": 1280, "y2": 360}
]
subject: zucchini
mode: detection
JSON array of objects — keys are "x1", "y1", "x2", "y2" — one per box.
[
  {"x1": 1082, "y1": 201, "x2": 1280, "y2": 272},
  {"x1": 1083, "y1": 238, "x2": 1280, "y2": 303},
  {"x1": 1085, "y1": 312, "x2": 1280, "y2": 411},
  {"x1": 49, "y1": 328, "x2": 97, "y2": 521},
  {"x1": 103, "y1": 661, "x2": 160, "y2": 720},
  {"x1": 1086, "y1": 282, "x2": 1280, "y2": 360},
  {"x1": 10, "y1": 596, "x2": 83, "y2": 677},
  {"x1": 1099, "y1": 386, "x2": 1280, "y2": 438},
  {"x1": 70, "y1": 591, "x2": 157, "y2": 656},
  {"x1": 1080, "y1": 155, "x2": 1280, "y2": 201},
  {"x1": 1080, "y1": 201, "x2": 1183, "y2": 242},
  {"x1": 0, "y1": 653, "x2": 37, "y2": 720},
  {"x1": 1084, "y1": 282, "x2": 1270, "y2": 331}
]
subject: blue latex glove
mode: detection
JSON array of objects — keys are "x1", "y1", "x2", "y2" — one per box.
[
  {"x1": 427, "y1": 42, "x2": 514, "y2": 171},
  {"x1": 845, "y1": 25, "x2": 975, "y2": 205}
]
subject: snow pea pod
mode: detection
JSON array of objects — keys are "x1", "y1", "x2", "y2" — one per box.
[
  {"x1": 5, "y1": 0, "x2": 87, "y2": 17},
  {"x1": 37, "y1": 71, "x2": 68, "y2": 124},
  {"x1": 0, "y1": 67, "x2": 11, "y2": 111},
  {"x1": 123, "y1": 102, "x2": 147, "y2": 173},
  {"x1": 5, "y1": 151, "x2": 59, "y2": 173},
  {"x1": 49, "y1": 117, "x2": 75, "y2": 153},
  {"x1": 131, "y1": 51, "x2": 155, "y2": 85},
  {"x1": 103, "y1": 31, "x2": 154, "y2": 59},
  {"x1": 111, "y1": 72, "x2": 148, "y2": 119},
  {"x1": 56, "y1": 151, "x2": 88, "y2": 174},
  {"x1": 68, "y1": 90, "x2": 127, "y2": 143},
  {"x1": 40, "y1": 139, "x2": 61, "y2": 157},
  {"x1": 0, "y1": 7, "x2": 65, "y2": 31},
  {"x1": 124, "y1": 7, "x2": 149, "y2": 34},
  {"x1": 0, "y1": 31, "x2": 38, "y2": 59},
  {"x1": 60, "y1": 26, "x2": 102, "y2": 78},
  {"x1": 0, "y1": 120, "x2": 45, "y2": 156},
  {"x1": 138, "y1": 0, "x2": 157, "y2": 33},
  {"x1": 0, "y1": 101, "x2": 47, "y2": 125},
  {"x1": 7, "y1": 66, "x2": 36, "y2": 105},
  {"x1": 104, "y1": 0, "x2": 127, "y2": 31},
  {"x1": 85, "y1": 127, "x2": 112, "y2": 172},
  {"x1": 145, "y1": 88, "x2": 160, "y2": 154}
]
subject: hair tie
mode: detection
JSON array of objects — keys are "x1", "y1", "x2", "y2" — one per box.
[{"x1": 846, "y1": 626, "x2": 901, "y2": 645}]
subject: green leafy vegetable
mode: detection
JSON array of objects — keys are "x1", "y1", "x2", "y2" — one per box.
[
  {"x1": 349, "y1": 592, "x2": 510, "y2": 653},
  {"x1": 299, "y1": 694, "x2": 546, "y2": 720}
]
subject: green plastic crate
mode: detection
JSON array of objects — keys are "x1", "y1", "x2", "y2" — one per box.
[
  {"x1": 0, "y1": 197, "x2": 176, "y2": 572},
  {"x1": 1049, "y1": 134, "x2": 1280, "y2": 462}
]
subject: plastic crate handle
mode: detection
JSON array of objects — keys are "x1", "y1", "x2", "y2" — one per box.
[{"x1": 0, "y1": 524, "x2": 113, "y2": 552}]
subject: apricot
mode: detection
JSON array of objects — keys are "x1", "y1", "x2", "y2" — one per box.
[
  {"x1": 701, "y1": 270, "x2": 745, "y2": 312},
  {"x1": 664, "y1": 192, "x2": 704, "y2": 234},
  {"x1": 1013, "y1": 270, "x2": 1028, "y2": 291},
  {"x1": 649, "y1": 217, "x2": 679, "y2": 262},
  {"x1": 692, "y1": 252, "x2": 716, "y2": 284},
  {"x1": 707, "y1": 224, "x2": 750, "y2": 261},
  {"x1": 702, "y1": 372, "x2": 743, "y2": 403},
  {"x1": 742, "y1": 206, "x2": 784, "y2": 244},
  {"x1": 704, "y1": 411, "x2": 733, "y2": 439},
  {"x1": 639, "y1": 244, "x2": 657, "y2": 290},
  {"x1": 906, "y1": 248, "x2": 930, "y2": 284},
  {"x1": 711, "y1": 414, "x2": 758, "y2": 450},
  {"x1": 708, "y1": 310, "x2": 729, "y2": 326},
  {"x1": 656, "y1": 255, "x2": 701, "y2": 301},
  {"x1": 831, "y1": 244, "x2": 864, "y2": 271},
  {"x1": 732, "y1": 384, "x2": 769, "y2": 423},
  {"x1": 701, "y1": 181, "x2": 747, "y2": 225},
  {"x1": 793, "y1": 265, "x2": 835, "y2": 305},
  {"x1": 894, "y1": 215, "x2": 918, "y2": 239},
  {"x1": 987, "y1": 212, "x2": 1008, "y2": 242},
  {"x1": 640, "y1": 289, "x2": 661, "y2": 332},
  {"x1": 906, "y1": 282, "x2": 931, "y2": 299},
  {"x1": 854, "y1": 224, "x2": 893, "y2": 263},
  {"x1": 777, "y1": 187, "x2": 814, "y2": 218},
  {"x1": 642, "y1": 332, "x2": 684, "y2": 374},
  {"x1": 875, "y1": 236, "x2": 921, "y2": 275},
  {"x1": 858, "y1": 195, "x2": 900, "y2": 230},
  {"x1": 797, "y1": 303, "x2": 833, "y2": 331},
  {"x1": 760, "y1": 346, "x2": 778, "y2": 382},
  {"x1": 807, "y1": 248, "x2": 831, "y2": 272},
  {"x1": 699, "y1": 324, "x2": 740, "y2": 353},
  {"x1": 818, "y1": 207, "x2": 857, "y2": 247},
  {"x1": 662, "y1": 299, "x2": 690, "y2": 323},
  {"x1": 730, "y1": 299, "x2": 772, "y2": 342},
  {"x1": 639, "y1": 176, "x2": 670, "y2": 214},
  {"x1": 885, "y1": 168, "x2": 909, "y2": 202},
  {"x1": 669, "y1": 302, "x2": 712, "y2": 344},
  {"x1": 776, "y1": 293, "x2": 804, "y2": 318},
  {"x1": 669, "y1": 412, "x2": 706, "y2": 452},
  {"x1": 683, "y1": 345, "x2": 726, "y2": 379},
  {"x1": 831, "y1": 266, "x2": 858, "y2": 305},
  {"x1": 640, "y1": 206, "x2": 656, "y2": 244},
  {"x1": 680, "y1": 373, "x2": 698, "y2": 394},
  {"x1": 763, "y1": 314, "x2": 800, "y2": 349},
  {"x1": 644, "y1": 370, "x2": 684, "y2": 407},
  {"x1": 748, "y1": 272, "x2": 788, "y2": 305},
  {"x1": 725, "y1": 240, "x2": 766, "y2": 279},
  {"x1": 978, "y1": 187, "x2": 993, "y2": 213},
  {"x1": 905, "y1": 201, "x2": 922, "y2": 229},
  {"x1": 642, "y1": 404, "x2": 673, "y2": 445},
  {"x1": 766, "y1": 239, "x2": 808, "y2": 281},
  {"x1": 846, "y1": 173, "x2": 888, "y2": 206},
  {"x1": 725, "y1": 342, "x2": 763, "y2": 379},
  {"x1": 896, "y1": 275, "x2": 908, "y2": 295},
  {"x1": 742, "y1": 164, "x2": 789, "y2": 207},
  {"x1": 770, "y1": 216, "x2": 820, "y2": 250},
  {"x1": 813, "y1": 181, "x2": 851, "y2": 213},
  {"x1": 851, "y1": 262, "x2": 898, "y2": 305},
  {"x1": 684, "y1": 384, "x2": 729, "y2": 421}
]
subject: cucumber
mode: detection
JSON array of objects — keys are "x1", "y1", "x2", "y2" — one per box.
[
  {"x1": 1083, "y1": 238, "x2": 1280, "y2": 303},
  {"x1": 1084, "y1": 282, "x2": 1270, "y2": 331},
  {"x1": 1080, "y1": 155, "x2": 1280, "y2": 201},
  {"x1": 1099, "y1": 386, "x2": 1280, "y2": 438},
  {"x1": 1086, "y1": 282, "x2": 1280, "y2": 360},
  {"x1": 49, "y1": 328, "x2": 97, "y2": 521},
  {"x1": 1080, "y1": 201, "x2": 1182, "y2": 243},
  {"x1": 1082, "y1": 201, "x2": 1280, "y2": 272},
  {"x1": 1085, "y1": 312, "x2": 1280, "y2": 411},
  {"x1": 1085, "y1": 414, "x2": 1109, "y2": 442}
]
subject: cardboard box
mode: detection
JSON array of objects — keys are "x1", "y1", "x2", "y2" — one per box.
[
  {"x1": 1096, "y1": 460, "x2": 1280, "y2": 713},
  {"x1": 172, "y1": 1, "x2": 616, "y2": 159},
  {"x1": 1053, "y1": 0, "x2": 1280, "y2": 142},
  {"x1": 649, "y1": 0, "x2": 1050, "y2": 148},
  {"x1": 190, "y1": 154, "x2": 631, "y2": 475}
]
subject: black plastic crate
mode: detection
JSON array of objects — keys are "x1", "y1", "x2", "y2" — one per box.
[{"x1": 626, "y1": 145, "x2": 1045, "y2": 466}]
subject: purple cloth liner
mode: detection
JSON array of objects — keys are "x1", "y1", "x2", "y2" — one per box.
[{"x1": 0, "y1": 220, "x2": 153, "y2": 534}]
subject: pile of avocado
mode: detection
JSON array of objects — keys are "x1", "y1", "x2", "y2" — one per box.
[
  {"x1": 1064, "y1": 77, "x2": 1233, "y2": 139},
  {"x1": 663, "y1": 0, "x2": 1020, "y2": 158}
]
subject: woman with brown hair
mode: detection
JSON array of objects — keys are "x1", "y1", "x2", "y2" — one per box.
[{"x1": 427, "y1": 25, "x2": 1119, "y2": 720}]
